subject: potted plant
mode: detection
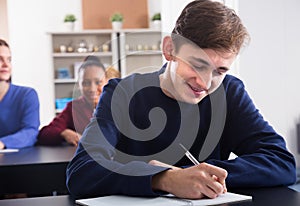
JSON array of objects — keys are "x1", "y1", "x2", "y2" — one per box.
[
  {"x1": 110, "y1": 13, "x2": 123, "y2": 30},
  {"x1": 151, "y1": 13, "x2": 161, "y2": 30},
  {"x1": 64, "y1": 14, "x2": 77, "y2": 31}
]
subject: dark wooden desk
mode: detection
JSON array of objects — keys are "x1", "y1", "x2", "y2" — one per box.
[
  {"x1": 0, "y1": 195, "x2": 74, "y2": 206},
  {"x1": 0, "y1": 186, "x2": 299, "y2": 206},
  {"x1": 229, "y1": 186, "x2": 300, "y2": 206},
  {"x1": 0, "y1": 145, "x2": 77, "y2": 196}
]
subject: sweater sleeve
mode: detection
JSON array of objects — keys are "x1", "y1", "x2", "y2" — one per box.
[
  {"x1": 207, "y1": 78, "x2": 296, "y2": 188},
  {"x1": 66, "y1": 119, "x2": 168, "y2": 199},
  {"x1": 66, "y1": 80, "x2": 169, "y2": 199},
  {"x1": 1, "y1": 88, "x2": 40, "y2": 149},
  {"x1": 38, "y1": 101, "x2": 74, "y2": 145}
]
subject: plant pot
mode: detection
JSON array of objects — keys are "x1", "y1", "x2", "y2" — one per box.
[
  {"x1": 112, "y1": 21, "x2": 123, "y2": 30},
  {"x1": 152, "y1": 20, "x2": 161, "y2": 30},
  {"x1": 64, "y1": 22, "x2": 75, "y2": 31}
]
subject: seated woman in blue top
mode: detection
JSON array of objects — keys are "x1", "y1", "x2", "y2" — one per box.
[{"x1": 0, "y1": 39, "x2": 40, "y2": 149}]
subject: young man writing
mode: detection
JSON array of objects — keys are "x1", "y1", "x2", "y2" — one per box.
[{"x1": 66, "y1": 0, "x2": 296, "y2": 199}]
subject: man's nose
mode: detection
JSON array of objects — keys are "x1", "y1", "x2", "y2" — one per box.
[{"x1": 196, "y1": 70, "x2": 212, "y2": 90}]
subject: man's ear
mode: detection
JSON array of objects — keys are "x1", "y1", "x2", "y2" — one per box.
[{"x1": 162, "y1": 36, "x2": 174, "y2": 61}]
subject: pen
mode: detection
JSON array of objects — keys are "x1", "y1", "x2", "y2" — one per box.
[
  {"x1": 180, "y1": 143, "x2": 227, "y2": 193},
  {"x1": 179, "y1": 143, "x2": 200, "y2": 165}
]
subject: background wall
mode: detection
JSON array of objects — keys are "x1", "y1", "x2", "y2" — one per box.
[
  {"x1": 2, "y1": 0, "x2": 300, "y2": 165},
  {"x1": 82, "y1": 0, "x2": 149, "y2": 29},
  {"x1": 0, "y1": 0, "x2": 9, "y2": 40},
  {"x1": 237, "y1": 0, "x2": 300, "y2": 166}
]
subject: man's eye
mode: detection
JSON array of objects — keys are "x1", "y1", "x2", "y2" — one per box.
[
  {"x1": 217, "y1": 67, "x2": 229, "y2": 74},
  {"x1": 95, "y1": 81, "x2": 102, "y2": 85},
  {"x1": 193, "y1": 65, "x2": 208, "y2": 71}
]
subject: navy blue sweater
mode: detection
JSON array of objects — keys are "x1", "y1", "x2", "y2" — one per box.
[{"x1": 66, "y1": 67, "x2": 296, "y2": 198}]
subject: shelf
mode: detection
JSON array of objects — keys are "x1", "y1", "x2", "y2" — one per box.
[
  {"x1": 119, "y1": 29, "x2": 161, "y2": 33},
  {"x1": 54, "y1": 79, "x2": 77, "y2": 83},
  {"x1": 125, "y1": 50, "x2": 162, "y2": 56},
  {"x1": 53, "y1": 52, "x2": 113, "y2": 57},
  {"x1": 50, "y1": 29, "x2": 162, "y2": 114},
  {"x1": 48, "y1": 29, "x2": 115, "y2": 35},
  {"x1": 48, "y1": 28, "x2": 160, "y2": 35}
]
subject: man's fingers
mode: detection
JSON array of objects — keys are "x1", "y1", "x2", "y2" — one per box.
[
  {"x1": 212, "y1": 175, "x2": 227, "y2": 193},
  {"x1": 206, "y1": 176, "x2": 226, "y2": 195},
  {"x1": 194, "y1": 163, "x2": 227, "y2": 196},
  {"x1": 199, "y1": 163, "x2": 227, "y2": 182}
]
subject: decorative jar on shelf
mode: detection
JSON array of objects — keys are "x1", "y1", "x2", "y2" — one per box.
[
  {"x1": 64, "y1": 22, "x2": 75, "y2": 31},
  {"x1": 112, "y1": 21, "x2": 123, "y2": 30},
  {"x1": 152, "y1": 20, "x2": 161, "y2": 30}
]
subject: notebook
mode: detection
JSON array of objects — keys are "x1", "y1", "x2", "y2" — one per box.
[{"x1": 76, "y1": 192, "x2": 252, "y2": 206}]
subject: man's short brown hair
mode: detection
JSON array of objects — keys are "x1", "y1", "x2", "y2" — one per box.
[{"x1": 172, "y1": 0, "x2": 250, "y2": 54}]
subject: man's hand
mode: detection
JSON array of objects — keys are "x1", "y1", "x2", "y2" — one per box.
[
  {"x1": 60, "y1": 129, "x2": 82, "y2": 146},
  {"x1": 151, "y1": 161, "x2": 227, "y2": 199}
]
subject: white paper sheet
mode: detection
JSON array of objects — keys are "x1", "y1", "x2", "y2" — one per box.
[{"x1": 76, "y1": 192, "x2": 252, "y2": 206}]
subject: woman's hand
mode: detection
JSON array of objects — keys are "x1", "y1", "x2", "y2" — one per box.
[{"x1": 60, "y1": 129, "x2": 82, "y2": 146}]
